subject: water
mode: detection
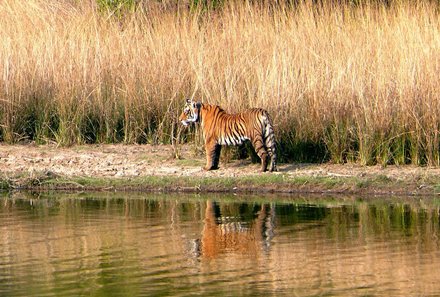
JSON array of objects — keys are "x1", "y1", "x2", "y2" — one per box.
[{"x1": 1, "y1": 193, "x2": 440, "y2": 296}]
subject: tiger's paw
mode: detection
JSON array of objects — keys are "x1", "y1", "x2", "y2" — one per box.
[
  {"x1": 269, "y1": 166, "x2": 278, "y2": 172},
  {"x1": 203, "y1": 165, "x2": 219, "y2": 171}
]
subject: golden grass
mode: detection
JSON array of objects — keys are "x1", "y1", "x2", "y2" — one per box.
[{"x1": 1, "y1": 0, "x2": 440, "y2": 165}]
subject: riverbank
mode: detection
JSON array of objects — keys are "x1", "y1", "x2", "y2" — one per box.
[{"x1": 1, "y1": 144, "x2": 439, "y2": 196}]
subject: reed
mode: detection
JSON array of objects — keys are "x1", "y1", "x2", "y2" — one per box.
[{"x1": 1, "y1": 0, "x2": 440, "y2": 165}]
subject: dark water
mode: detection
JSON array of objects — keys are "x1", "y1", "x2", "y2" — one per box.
[{"x1": 1, "y1": 193, "x2": 440, "y2": 296}]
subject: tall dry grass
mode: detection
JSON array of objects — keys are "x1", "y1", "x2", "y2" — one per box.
[{"x1": 1, "y1": 0, "x2": 440, "y2": 164}]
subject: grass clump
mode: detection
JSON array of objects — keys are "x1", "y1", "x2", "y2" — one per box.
[
  {"x1": 0, "y1": 178, "x2": 11, "y2": 191},
  {"x1": 1, "y1": 1, "x2": 440, "y2": 165}
]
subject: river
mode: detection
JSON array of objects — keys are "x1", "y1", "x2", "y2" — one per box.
[{"x1": 0, "y1": 192, "x2": 439, "y2": 296}]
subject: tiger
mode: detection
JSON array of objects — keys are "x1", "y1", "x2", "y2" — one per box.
[{"x1": 179, "y1": 98, "x2": 277, "y2": 172}]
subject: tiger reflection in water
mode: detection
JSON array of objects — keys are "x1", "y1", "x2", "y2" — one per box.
[{"x1": 191, "y1": 201, "x2": 275, "y2": 259}]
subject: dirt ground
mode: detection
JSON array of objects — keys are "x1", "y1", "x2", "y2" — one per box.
[{"x1": 1, "y1": 143, "x2": 439, "y2": 185}]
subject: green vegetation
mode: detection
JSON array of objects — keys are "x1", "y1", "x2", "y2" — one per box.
[
  {"x1": 96, "y1": 0, "x2": 136, "y2": 11},
  {"x1": 1, "y1": 1, "x2": 440, "y2": 165},
  {"x1": 0, "y1": 169, "x2": 435, "y2": 195}
]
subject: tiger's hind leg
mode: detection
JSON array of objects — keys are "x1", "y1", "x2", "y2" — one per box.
[
  {"x1": 265, "y1": 134, "x2": 277, "y2": 172},
  {"x1": 252, "y1": 135, "x2": 268, "y2": 172},
  {"x1": 264, "y1": 119, "x2": 277, "y2": 172},
  {"x1": 204, "y1": 141, "x2": 221, "y2": 171},
  {"x1": 267, "y1": 147, "x2": 277, "y2": 172}
]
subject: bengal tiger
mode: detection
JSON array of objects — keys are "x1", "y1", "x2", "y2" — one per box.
[{"x1": 179, "y1": 98, "x2": 277, "y2": 172}]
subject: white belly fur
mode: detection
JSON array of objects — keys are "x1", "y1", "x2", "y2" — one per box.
[{"x1": 218, "y1": 136, "x2": 249, "y2": 146}]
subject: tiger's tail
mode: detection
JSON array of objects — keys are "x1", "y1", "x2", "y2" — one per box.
[{"x1": 263, "y1": 111, "x2": 277, "y2": 172}]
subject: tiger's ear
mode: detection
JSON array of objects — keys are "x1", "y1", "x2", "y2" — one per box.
[{"x1": 185, "y1": 98, "x2": 192, "y2": 105}]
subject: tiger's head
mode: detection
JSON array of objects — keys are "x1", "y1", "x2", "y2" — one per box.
[{"x1": 179, "y1": 98, "x2": 201, "y2": 126}]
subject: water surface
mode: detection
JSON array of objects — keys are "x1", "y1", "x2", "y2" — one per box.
[{"x1": 1, "y1": 193, "x2": 439, "y2": 296}]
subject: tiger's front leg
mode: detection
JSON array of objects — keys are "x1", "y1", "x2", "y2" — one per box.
[{"x1": 204, "y1": 139, "x2": 221, "y2": 171}]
